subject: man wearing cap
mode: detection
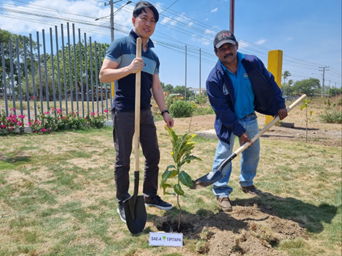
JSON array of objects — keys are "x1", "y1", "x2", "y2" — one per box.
[{"x1": 206, "y1": 30, "x2": 287, "y2": 212}]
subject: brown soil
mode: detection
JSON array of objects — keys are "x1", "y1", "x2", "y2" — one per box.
[
  {"x1": 146, "y1": 99, "x2": 341, "y2": 256},
  {"x1": 143, "y1": 194, "x2": 307, "y2": 256},
  {"x1": 169, "y1": 101, "x2": 341, "y2": 147}
]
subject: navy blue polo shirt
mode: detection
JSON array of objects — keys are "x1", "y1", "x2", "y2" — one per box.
[{"x1": 105, "y1": 30, "x2": 160, "y2": 111}]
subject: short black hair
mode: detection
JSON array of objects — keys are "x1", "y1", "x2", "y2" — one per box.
[{"x1": 133, "y1": 1, "x2": 159, "y2": 22}]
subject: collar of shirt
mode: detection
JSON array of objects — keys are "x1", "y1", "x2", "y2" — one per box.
[
  {"x1": 129, "y1": 30, "x2": 155, "y2": 49},
  {"x1": 219, "y1": 52, "x2": 245, "y2": 75}
]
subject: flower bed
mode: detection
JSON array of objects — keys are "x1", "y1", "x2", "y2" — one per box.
[{"x1": 0, "y1": 108, "x2": 109, "y2": 135}]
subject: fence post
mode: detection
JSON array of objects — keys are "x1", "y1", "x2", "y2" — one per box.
[{"x1": 266, "y1": 49, "x2": 283, "y2": 125}]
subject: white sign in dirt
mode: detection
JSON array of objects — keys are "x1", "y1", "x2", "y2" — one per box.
[{"x1": 149, "y1": 232, "x2": 183, "y2": 247}]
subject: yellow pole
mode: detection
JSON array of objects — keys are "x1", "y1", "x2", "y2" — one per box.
[
  {"x1": 266, "y1": 50, "x2": 283, "y2": 125},
  {"x1": 111, "y1": 82, "x2": 115, "y2": 98}
]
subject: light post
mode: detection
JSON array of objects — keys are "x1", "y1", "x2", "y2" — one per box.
[{"x1": 95, "y1": 0, "x2": 132, "y2": 42}]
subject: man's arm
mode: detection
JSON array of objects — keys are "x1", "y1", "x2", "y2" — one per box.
[
  {"x1": 151, "y1": 74, "x2": 174, "y2": 127},
  {"x1": 99, "y1": 58, "x2": 143, "y2": 83},
  {"x1": 252, "y1": 56, "x2": 288, "y2": 120}
]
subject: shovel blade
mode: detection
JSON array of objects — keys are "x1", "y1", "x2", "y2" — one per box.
[
  {"x1": 123, "y1": 195, "x2": 147, "y2": 234},
  {"x1": 191, "y1": 170, "x2": 223, "y2": 189}
]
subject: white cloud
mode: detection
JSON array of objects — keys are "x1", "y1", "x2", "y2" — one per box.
[
  {"x1": 204, "y1": 29, "x2": 216, "y2": 35},
  {"x1": 0, "y1": 0, "x2": 132, "y2": 38},
  {"x1": 255, "y1": 39, "x2": 266, "y2": 45},
  {"x1": 211, "y1": 8, "x2": 218, "y2": 13},
  {"x1": 238, "y1": 40, "x2": 249, "y2": 49},
  {"x1": 161, "y1": 16, "x2": 172, "y2": 25},
  {"x1": 191, "y1": 35, "x2": 211, "y2": 46}
]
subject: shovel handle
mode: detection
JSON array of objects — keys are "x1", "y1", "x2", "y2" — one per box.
[
  {"x1": 218, "y1": 94, "x2": 307, "y2": 170},
  {"x1": 134, "y1": 38, "x2": 142, "y2": 172}
]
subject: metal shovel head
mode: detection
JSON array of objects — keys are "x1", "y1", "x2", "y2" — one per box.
[
  {"x1": 123, "y1": 194, "x2": 147, "y2": 234},
  {"x1": 192, "y1": 170, "x2": 223, "y2": 189}
]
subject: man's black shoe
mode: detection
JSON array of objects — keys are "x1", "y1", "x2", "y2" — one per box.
[
  {"x1": 117, "y1": 202, "x2": 126, "y2": 223},
  {"x1": 145, "y1": 195, "x2": 173, "y2": 210}
]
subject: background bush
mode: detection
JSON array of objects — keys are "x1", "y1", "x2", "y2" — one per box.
[
  {"x1": 170, "y1": 100, "x2": 193, "y2": 118},
  {"x1": 319, "y1": 109, "x2": 342, "y2": 124}
]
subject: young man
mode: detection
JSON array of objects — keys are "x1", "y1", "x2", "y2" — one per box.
[
  {"x1": 99, "y1": 1, "x2": 174, "y2": 223},
  {"x1": 206, "y1": 30, "x2": 287, "y2": 212}
]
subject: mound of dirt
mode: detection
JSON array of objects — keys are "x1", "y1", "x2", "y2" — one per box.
[{"x1": 153, "y1": 202, "x2": 306, "y2": 256}]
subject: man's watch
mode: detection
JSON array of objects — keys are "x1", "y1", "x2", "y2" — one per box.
[{"x1": 161, "y1": 110, "x2": 169, "y2": 116}]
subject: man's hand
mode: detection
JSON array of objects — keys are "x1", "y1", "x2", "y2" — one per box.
[
  {"x1": 239, "y1": 132, "x2": 252, "y2": 147},
  {"x1": 277, "y1": 108, "x2": 288, "y2": 120},
  {"x1": 163, "y1": 113, "x2": 174, "y2": 128},
  {"x1": 129, "y1": 57, "x2": 144, "y2": 74}
]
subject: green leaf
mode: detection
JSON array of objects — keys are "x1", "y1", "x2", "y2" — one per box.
[
  {"x1": 161, "y1": 166, "x2": 177, "y2": 183},
  {"x1": 174, "y1": 184, "x2": 184, "y2": 196},
  {"x1": 179, "y1": 171, "x2": 194, "y2": 188},
  {"x1": 180, "y1": 155, "x2": 201, "y2": 167},
  {"x1": 165, "y1": 125, "x2": 178, "y2": 147},
  {"x1": 160, "y1": 182, "x2": 172, "y2": 195}
]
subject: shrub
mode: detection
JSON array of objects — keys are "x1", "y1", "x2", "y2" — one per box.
[
  {"x1": 170, "y1": 100, "x2": 193, "y2": 118},
  {"x1": 337, "y1": 99, "x2": 342, "y2": 106},
  {"x1": 0, "y1": 109, "x2": 25, "y2": 135},
  {"x1": 194, "y1": 96, "x2": 207, "y2": 104},
  {"x1": 319, "y1": 109, "x2": 342, "y2": 124},
  {"x1": 1, "y1": 108, "x2": 108, "y2": 135},
  {"x1": 193, "y1": 106, "x2": 215, "y2": 116}
]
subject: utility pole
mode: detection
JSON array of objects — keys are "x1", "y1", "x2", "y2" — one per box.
[
  {"x1": 95, "y1": 1, "x2": 132, "y2": 43},
  {"x1": 199, "y1": 48, "x2": 201, "y2": 97},
  {"x1": 229, "y1": 0, "x2": 235, "y2": 33},
  {"x1": 319, "y1": 66, "x2": 329, "y2": 97},
  {"x1": 110, "y1": 0, "x2": 114, "y2": 42},
  {"x1": 185, "y1": 44, "x2": 187, "y2": 100}
]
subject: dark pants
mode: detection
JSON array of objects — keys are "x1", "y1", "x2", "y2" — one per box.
[{"x1": 112, "y1": 108, "x2": 160, "y2": 203}]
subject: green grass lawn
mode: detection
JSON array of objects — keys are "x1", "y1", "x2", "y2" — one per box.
[{"x1": 0, "y1": 126, "x2": 341, "y2": 256}]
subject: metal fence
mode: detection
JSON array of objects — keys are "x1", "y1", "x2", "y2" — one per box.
[{"x1": 0, "y1": 22, "x2": 111, "y2": 124}]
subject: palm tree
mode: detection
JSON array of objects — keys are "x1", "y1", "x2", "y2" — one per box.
[{"x1": 282, "y1": 71, "x2": 292, "y2": 96}]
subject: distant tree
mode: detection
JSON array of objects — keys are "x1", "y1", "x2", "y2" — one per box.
[
  {"x1": 282, "y1": 79, "x2": 295, "y2": 96},
  {"x1": 328, "y1": 87, "x2": 342, "y2": 96},
  {"x1": 172, "y1": 85, "x2": 195, "y2": 100},
  {"x1": 164, "y1": 84, "x2": 174, "y2": 94},
  {"x1": 0, "y1": 28, "x2": 38, "y2": 91},
  {"x1": 282, "y1": 70, "x2": 291, "y2": 84},
  {"x1": 292, "y1": 78, "x2": 320, "y2": 96}
]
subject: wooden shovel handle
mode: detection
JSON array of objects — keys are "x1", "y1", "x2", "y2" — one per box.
[
  {"x1": 134, "y1": 38, "x2": 142, "y2": 172},
  {"x1": 235, "y1": 94, "x2": 307, "y2": 155}
]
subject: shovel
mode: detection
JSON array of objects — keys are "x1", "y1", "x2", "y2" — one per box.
[
  {"x1": 192, "y1": 94, "x2": 307, "y2": 189},
  {"x1": 123, "y1": 37, "x2": 147, "y2": 234}
]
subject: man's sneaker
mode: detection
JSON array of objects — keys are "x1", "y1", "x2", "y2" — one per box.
[
  {"x1": 241, "y1": 185, "x2": 260, "y2": 196},
  {"x1": 217, "y1": 197, "x2": 232, "y2": 212},
  {"x1": 145, "y1": 195, "x2": 173, "y2": 210},
  {"x1": 117, "y1": 202, "x2": 126, "y2": 223}
]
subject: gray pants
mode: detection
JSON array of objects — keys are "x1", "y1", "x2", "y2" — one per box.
[{"x1": 112, "y1": 108, "x2": 160, "y2": 203}]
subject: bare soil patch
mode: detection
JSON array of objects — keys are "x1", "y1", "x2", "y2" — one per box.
[
  {"x1": 162, "y1": 102, "x2": 341, "y2": 147},
  {"x1": 140, "y1": 195, "x2": 307, "y2": 256}
]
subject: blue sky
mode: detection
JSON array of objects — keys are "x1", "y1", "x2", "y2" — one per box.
[{"x1": 1, "y1": 0, "x2": 341, "y2": 91}]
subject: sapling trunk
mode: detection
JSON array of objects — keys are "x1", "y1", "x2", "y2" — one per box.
[{"x1": 177, "y1": 194, "x2": 181, "y2": 231}]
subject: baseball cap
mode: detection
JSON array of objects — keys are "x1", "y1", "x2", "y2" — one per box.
[{"x1": 214, "y1": 30, "x2": 237, "y2": 48}]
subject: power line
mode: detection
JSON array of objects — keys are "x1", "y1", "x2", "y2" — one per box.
[{"x1": 1, "y1": 0, "x2": 340, "y2": 84}]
